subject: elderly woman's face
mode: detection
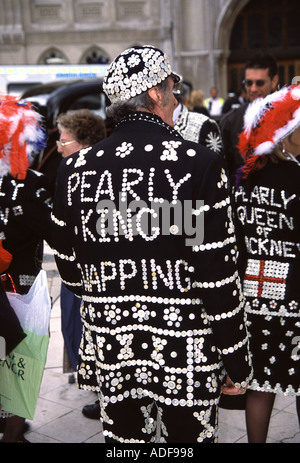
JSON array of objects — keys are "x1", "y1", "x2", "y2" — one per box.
[{"x1": 57, "y1": 128, "x2": 84, "y2": 158}]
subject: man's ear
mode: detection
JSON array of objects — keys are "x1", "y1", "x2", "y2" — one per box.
[
  {"x1": 148, "y1": 86, "x2": 161, "y2": 104},
  {"x1": 272, "y1": 74, "x2": 279, "y2": 91}
]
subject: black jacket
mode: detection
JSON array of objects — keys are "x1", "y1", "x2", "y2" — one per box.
[
  {"x1": 219, "y1": 102, "x2": 249, "y2": 183},
  {"x1": 0, "y1": 169, "x2": 52, "y2": 294}
]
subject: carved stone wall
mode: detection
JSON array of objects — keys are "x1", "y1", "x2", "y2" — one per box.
[
  {"x1": 0, "y1": 0, "x2": 244, "y2": 97},
  {"x1": 74, "y1": 1, "x2": 106, "y2": 23},
  {"x1": 30, "y1": 1, "x2": 64, "y2": 24}
]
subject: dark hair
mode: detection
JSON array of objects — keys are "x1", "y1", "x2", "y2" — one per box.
[
  {"x1": 57, "y1": 109, "x2": 106, "y2": 145},
  {"x1": 173, "y1": 81, "x2": 191, "y2": 104},
  {"x1": 245, "y1": 52, "x2": 278, "y2": 79}
]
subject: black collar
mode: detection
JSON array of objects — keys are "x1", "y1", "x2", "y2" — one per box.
[{"x1": 116, "y1": 111, "x2": 182, "y2": 138}]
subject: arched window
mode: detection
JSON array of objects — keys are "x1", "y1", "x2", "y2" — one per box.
[
  {"x1": 228, "y1": 0, "x2": 300, "y2": 92},
  {"x1": 38, "y1": 48, "x2": 68, "y2": 65},
  {"x1": 80, "y1": 47, "x2": 109, "y2": 64}
]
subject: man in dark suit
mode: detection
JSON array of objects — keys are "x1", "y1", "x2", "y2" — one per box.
[{"x1": 220, "y1": 52, "x2": 279, "y2": 185}]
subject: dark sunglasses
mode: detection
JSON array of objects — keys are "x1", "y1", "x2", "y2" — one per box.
[{"x1": 243, "y1": 79, "x2": 269, "y2": 87}]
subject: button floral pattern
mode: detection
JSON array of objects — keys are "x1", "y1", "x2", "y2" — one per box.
[{"x1": 52, "y1": 112, "x2": 252, "y2": 443}]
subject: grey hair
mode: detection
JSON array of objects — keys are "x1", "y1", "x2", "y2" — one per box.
[{"x1": 106, "y1": 78, "x2": 170, "y2": 123}]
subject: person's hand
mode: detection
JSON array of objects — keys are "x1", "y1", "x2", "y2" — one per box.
[{"x1": 221, "y1": 376, "x2": 247, "y2": 395}]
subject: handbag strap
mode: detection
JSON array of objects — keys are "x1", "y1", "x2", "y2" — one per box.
[{"x1": 0, "y1": 273, "x2": 17, "y2": 293}]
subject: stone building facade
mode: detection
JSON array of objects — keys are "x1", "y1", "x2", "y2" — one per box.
[{"x1": 0, "y1": 0, "x2": 300, "y2": 98}]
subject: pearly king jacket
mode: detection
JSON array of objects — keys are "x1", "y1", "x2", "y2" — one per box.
[
  {"x1": 0, "y1": 169, "x2": 53, "y2": 295},
  {"x1": 174, "y1": 105, "x2": 223, "y2": 156},
  {"x1": 52, "y1": 112, "x2": 252, "y2": 396}
]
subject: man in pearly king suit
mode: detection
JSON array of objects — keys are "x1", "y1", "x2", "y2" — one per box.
[{"x1": 52, "y1": 45, "x2": 252, "y2": 443}]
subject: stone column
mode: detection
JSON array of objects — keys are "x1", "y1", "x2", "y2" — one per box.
[
  {"x1": 174, "y1": 0, "x2": 219, "y2": 97},
  {"x1": 0, "y1": 0, "x2": 24, "y2": 63},
  {"x1": 0, "y1": 0, "x2": 24, "y2": 45}
]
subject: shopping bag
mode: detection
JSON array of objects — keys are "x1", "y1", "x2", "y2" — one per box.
[
  {"x1": 0, "y1": 270, "x2": 51, "y2": 420},
  {"x1": 0, "y1": 284, "x2": 26, "y2": 358}
]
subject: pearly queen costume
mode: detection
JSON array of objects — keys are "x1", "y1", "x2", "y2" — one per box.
[
  {"x1": 234, "y1": 85, "x2": 300, "y2": 397},
  {"x1": 0, "y1": 96, "x2": 52, "y2": 295},
  {"x1": 52, "y1": 46, "x2": 252, "y2": 443}
]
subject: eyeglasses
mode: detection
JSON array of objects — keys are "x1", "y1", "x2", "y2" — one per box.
[
  {"x1": 243, "y1": 79, "x2": 270, "y2": 88},
  {"x1": 56, "y1": 140, "x2": 76, "y2": 147}
]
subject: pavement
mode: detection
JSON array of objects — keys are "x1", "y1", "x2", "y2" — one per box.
[{"x1": 2, "y1": 243, "x2": 300, "y2": 444}]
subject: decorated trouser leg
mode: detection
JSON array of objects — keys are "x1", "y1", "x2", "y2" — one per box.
[{"x1": 102, "y1": 396, "x2": 219, "y2": 443}]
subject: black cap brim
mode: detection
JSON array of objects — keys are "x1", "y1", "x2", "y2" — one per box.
[{"x1": 171, "y1": 72, "x2": 182, "y2": 84}]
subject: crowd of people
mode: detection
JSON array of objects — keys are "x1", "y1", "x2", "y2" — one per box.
[{"x1": 0, "y1": 45, "x2": 299, "y2": 444}]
